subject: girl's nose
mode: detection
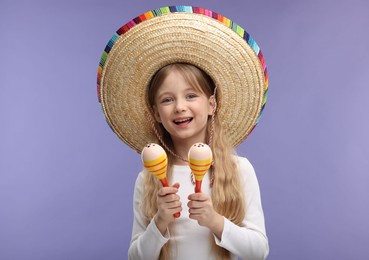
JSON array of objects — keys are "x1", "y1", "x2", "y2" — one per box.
[{"x1": 175, "y1": 100, "x2": 187, "y2": 113}]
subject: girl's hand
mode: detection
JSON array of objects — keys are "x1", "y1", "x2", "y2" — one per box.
[
  {"x1": 187, "y1": 192, "x2": 224, "y2": 239},
  {"x1": 154, "y1": 183, "x2": 182, "y2": 235}
]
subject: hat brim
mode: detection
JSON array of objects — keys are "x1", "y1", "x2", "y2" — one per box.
[{"x1": 98, "y1": 6, "x2": 268, "y2": 153}]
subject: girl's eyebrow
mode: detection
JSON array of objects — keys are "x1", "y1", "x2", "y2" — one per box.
[
  {"x1": 156, "y1": 91, "x2": 172, "y2": 98},
  {"x1": 156, "y1": 87, "x2": 197, "y2": 98},
  {"x1": 184, "y1": 87, "x2": 196, "y2": 92}
]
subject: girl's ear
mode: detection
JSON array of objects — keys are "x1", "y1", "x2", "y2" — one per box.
[
  {"x1": 208, "y1": 95, "x2": 217, "y2": 115},
  {"x1": 152, "y1": 105, "x2": 162, "y2": 123}
]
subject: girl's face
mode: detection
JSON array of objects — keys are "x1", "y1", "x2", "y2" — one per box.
[{"x1": 153, "y1": 69, "x2": 213, "y2": 147}]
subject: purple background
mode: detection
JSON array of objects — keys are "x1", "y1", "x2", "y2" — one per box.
[{"x1": 1, "y1": 0, "x2": 368, "y2": 259}]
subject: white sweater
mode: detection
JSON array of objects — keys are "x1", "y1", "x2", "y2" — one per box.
[{"x1": 128, "y1": 156, "x2": 269, "y2": 260}]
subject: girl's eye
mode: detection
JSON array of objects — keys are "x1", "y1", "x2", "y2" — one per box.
[
  {"x1": 161, "y1": 97, "x2": 173, "y2": 103},
  {"x1": 187, "y1": 94, "x2": 198, "y2": 99}
]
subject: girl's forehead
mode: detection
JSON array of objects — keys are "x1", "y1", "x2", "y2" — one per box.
[{"x1": 158, "y1": 70, "x2": 200, "y2": 91}]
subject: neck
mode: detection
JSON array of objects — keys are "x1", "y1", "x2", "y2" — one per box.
[
  {"x1": 171, "y1": 138, "x2": 207, "y2": 165},
  {"x1": 172, "y1": 143, "x2": 191, "y2": 165}
]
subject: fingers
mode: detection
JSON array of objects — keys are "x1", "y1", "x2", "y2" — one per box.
[
  {"x1": 187, "y1": 192, "x2": 215, "y2": 227},
  {"x1": 187, "y1": 199, "x2": 211, "y2": 212},
  {"x1": 158, "y1": 192, "x2": 179, "y2": 203},
  {"x1": 156, "y1": 184, "x2": 182, "y2": 224},
  {"x1": 188, "y1": 192, "x2": 208, "y2": 201},
  {"x1": 172, "y1": 182, "x2": 180, "y2": 189},
  {"x1": 157, "y1": 187, "x2": 181, "y2": 207},
  {"x1": 158, "y1": 198, "x2": 181, "y2": 209},
  {"x1": 154, "y1": 184, "x2": 182, "y2": 235},
  {"x1": 157, "y1": 185, "x2": 178, "y2": 197}
]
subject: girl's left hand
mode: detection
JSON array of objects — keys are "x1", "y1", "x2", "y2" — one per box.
[{"x1": 187, "y1": 193, "x2": 224, "y2": 238}]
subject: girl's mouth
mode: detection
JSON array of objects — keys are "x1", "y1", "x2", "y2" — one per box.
[{"x1": 173, "y1": 117, "x2": 193, "y2": 125}]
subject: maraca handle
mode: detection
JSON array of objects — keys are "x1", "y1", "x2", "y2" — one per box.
[
  {"x1": 160, "y1": 178, "x2": 181, "y2": 218},
  {"x1": 195, "y1": 180, "x2": 202, "y2": 193},
  {"x1": 160, "y1": 178, "x2": 169, "y2": 187}
]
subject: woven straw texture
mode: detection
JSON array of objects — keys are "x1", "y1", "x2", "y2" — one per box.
[{"x1": 98, "y1": 6, "x2": 268, "y2": 153}]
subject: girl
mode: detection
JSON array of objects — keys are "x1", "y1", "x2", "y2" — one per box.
[
  {"x1": 128, "y1": 63, "x2": 269, "y2": 260},
  {"x1": 97, "y1": 6, "x2": 269, "y2": 260}
]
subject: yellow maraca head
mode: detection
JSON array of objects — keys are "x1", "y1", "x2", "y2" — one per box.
[
  {"x1": 188, "y1": 143, "x2": 212, "y2": 182},
  {"x1": 141, "y1": 143, "x2": 168, "y2": 181}
]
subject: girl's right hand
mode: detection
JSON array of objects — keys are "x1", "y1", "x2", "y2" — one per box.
[{"x1": 154, "y1": 183, "x2": 181, "y2": 235}]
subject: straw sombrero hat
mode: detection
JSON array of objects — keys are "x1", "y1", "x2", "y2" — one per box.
[{"x1": 97, "y1": 6, "x2": 269, "y2": 153}]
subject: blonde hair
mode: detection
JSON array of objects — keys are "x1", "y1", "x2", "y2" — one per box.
[{"x1": 142, "y1": 63, "x2": 246, "y2": 260}]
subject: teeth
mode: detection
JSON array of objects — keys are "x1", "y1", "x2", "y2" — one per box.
[{"x1": 174, "y1": 118, "x2": 191, "y2": 123}]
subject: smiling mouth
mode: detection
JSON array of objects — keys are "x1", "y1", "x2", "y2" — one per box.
[{"x1": 173, "y1": 117, "x2": 193, "y2": 125}]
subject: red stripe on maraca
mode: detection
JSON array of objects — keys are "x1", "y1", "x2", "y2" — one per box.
[
  {"x1": 145, "y1": 158, "x2": 166, "y2": 168},
  {"x1": 189, "y1": 162, "x2": 211, "y2": 167},
  {"x1": 148, "y1": 164, "x2": 167, "y2": 173}
]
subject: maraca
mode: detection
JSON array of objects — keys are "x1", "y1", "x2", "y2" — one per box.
[
  {"x1": 141, "y1": 143, "x2": 169, "y2": 187},
  {"x1": 188, "y1": 143, "x2": 213, "y2": 193},
  {"x1": 141, "y1": 143, "x2": 180, "y2": 218}
]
